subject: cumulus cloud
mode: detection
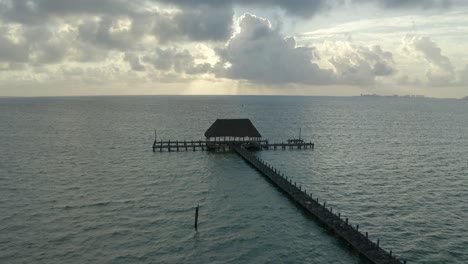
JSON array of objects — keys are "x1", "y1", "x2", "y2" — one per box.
[
  {"x1": 329, "y1": 44, "x2": 396, "y2": 85},
  {"x1": 1, "y1": 0, "x2": 467, "y2": 96},
  {"x1": 405, "y1": 35, "x2": 455, "y2": 85},
  {"x1": 215, "y1": 14, "x2": 334, "y2": 84},
  {"x1": 215, "y1": 13, "x2": 396, "y2": 85},
  {"x1": 411, "y1": 36, "x2": 453, "y2": 73}
]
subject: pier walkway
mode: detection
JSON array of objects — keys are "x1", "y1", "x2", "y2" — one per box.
[
  {"x1": 231, "y1": 144, "x2": 404, "y2": 264},
  {"x1": 152, "y1": 139, "x2": 314, "y2": 152}
]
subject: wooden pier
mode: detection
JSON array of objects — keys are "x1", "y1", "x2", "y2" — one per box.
[
  {"x1": 152, "y1": 139, "x2": 314, "y2": 152},
  {"x1": 231, "y1": 144, "x2": 404, "y2": 264},
  {"x1": 151, "y1": 119, "x2": 406, "y2": 263}
]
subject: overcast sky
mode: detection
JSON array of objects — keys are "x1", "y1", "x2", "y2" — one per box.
[{"x1": 1, "y1": 0, "x2": 468, "y2": 97}]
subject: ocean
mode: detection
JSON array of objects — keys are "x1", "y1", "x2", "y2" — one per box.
[{"x1": 0, "y1": 96, "x2": 467, "y2": 263}]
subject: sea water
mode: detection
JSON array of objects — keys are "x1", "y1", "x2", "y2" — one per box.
[{"x1": 1, "y1": 96, "x2": 467, "y2": 263}]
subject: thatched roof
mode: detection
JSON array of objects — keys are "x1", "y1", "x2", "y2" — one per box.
[{"x1": 204, "y1": 119, "x2": 262, "y2": 138}]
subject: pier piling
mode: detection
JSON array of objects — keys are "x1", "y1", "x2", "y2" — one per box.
[{"x1": 194, "y1": 205, "x2": 199, "y2": 231}]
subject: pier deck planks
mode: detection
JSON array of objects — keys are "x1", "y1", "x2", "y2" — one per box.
[{"x1": 231, "y1": 144, "x2": 403, "y2": 264}]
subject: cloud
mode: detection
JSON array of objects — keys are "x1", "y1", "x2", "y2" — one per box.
[
  {"x1": 143, "y1": 48, "x2": 211, "y2": 75},
  {"x1": 77, "y1": 16, "x2": 139, "y2": 50},
  {"x1": 124, "y1": 53, "x2": 145, "y2": 72},
  {"x1": 215, "y1": 13, "x2": 396, "y2": 85},
  {"x1": 459, "y1": 65, "x2": 468, "y2": 85},
  {"x1": 0, "y1": 24, "x2": 73, "y2": 64},
  {"x1": 1, "y1": 1, "x2": 235, "y2": 43},
  {"x1": 410, "y1": 36, "x2": 453, "y2": 72},
  {"x1": 0, "y1": 0, "x2": 137, "y2": 24},
  {"x1": 329, "y1": 44, "x2": 396, "y2": 85},
  {"x1": 215, "y1": 14, "x2": 334, "y2": 84},
  {"x1": 154, "y1": 4, "x2": 234, "y2": 43},
  {"x1": 405, "y1": 35, "x2": 455, "y2": 85},
  {"x1": 0, "y1": 26, "x2": 30, "y2": 63},
  {"x1": 1, "y1": 0, "x2": 467, "y2": 97},
  {"x1": 355, "y1": 0, "x2": 453, "y2": 9},
  {"x1": 156, "y1": 0, "x2": 332, "y2": 18}
]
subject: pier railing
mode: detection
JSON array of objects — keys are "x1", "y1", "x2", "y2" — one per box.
[
  {"x1": 152, "y1": 139, "x2": 314, "y2": 152},
  {"x1": 231, "y1": 144, "x2": 405, "y2": 264}
]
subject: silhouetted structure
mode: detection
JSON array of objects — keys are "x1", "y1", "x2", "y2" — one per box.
[
  {"x1": 151, "y1": 119, "x2": 405, "y2": 263},
  {"x1": 152, "y1": 118, "x2": 313, "y2": 152},
  {"x1": 204, "y1": 119, "x2": 262, "y2": 150},
  {"x1": 205, "y1": 119, "x2": 262, "y2": 139}
]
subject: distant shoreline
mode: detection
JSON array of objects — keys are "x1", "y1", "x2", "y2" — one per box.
[{"x1": 0, "y1": 94, "x2": 466, "y2": 100}]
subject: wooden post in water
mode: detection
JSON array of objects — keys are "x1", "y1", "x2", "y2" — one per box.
[
  {"x1": 153, "y1": 129, "x2": 157, "y2": 152},
  {"x1": 194, "y1": 205, "x2": 199, "y2": 231}
]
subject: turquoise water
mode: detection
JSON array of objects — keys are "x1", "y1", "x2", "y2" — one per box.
[{"x1": 0, "y1": 96, "x2": 467, "y2": 263}]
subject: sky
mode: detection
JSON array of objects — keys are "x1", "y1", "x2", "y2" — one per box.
[{"x1": 1, "y1": 0, "x2": 468, "y2": 98}]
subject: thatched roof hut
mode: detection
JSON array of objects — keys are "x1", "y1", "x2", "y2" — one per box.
[{"x1": 204, "y1": 119, "x2": 261, "y2": 139}]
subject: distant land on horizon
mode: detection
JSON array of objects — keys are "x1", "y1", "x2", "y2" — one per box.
[{"x1": 1, "y1": 94, "x2": 468, "y2": 100}]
